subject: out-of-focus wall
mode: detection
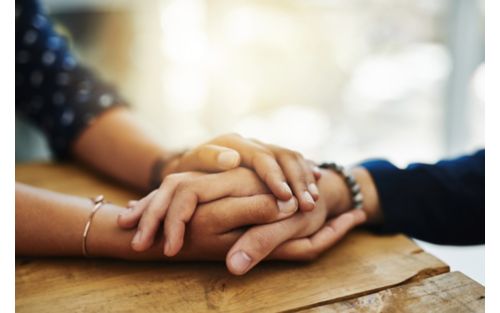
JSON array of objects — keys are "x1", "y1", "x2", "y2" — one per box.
[{"x1": 45, "y1": 0, "x2": 484, "y2": 166}]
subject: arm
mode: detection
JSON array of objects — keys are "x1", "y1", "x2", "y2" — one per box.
[
  {"x1": 361, "y1": 149, "x2": 485, "y2": 245},
  {"x1": 71, "y1": 108, "x2": 172, "y2": 191},
  {"x1": 15, "y1": 181, "x2": 294, "y2": 260},
  {"x1": 15, "y1": 0, "x2": 172, "y2": 191},
  {"x1": 15, "y1": 182, "x2": 132, "y2": 257}
]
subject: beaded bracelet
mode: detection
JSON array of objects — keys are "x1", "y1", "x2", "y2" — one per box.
[{"x1": 319, "y1": 162, "x2": 364, "y2": 210}]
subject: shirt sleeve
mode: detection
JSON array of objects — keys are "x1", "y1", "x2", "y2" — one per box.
[
  {"x1": 360, "y1": 149, "x2": 485, "y2": 245},
  {"x1": 15, "y1": 0, "x2": 129, "y2": 159}
]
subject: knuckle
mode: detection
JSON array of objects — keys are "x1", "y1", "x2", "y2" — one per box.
[
  {"x1": 146, "y1": 205, "x2": 165, "y2": 220},
  {"x1": 279, "y1": 149, "x2": 302, "y2": 160},
  {"x1": 217, "y1": 132, "x2": 241, "y2": 143},
  {"x1": 294, "y1": 151, "x2": 304, "y2": 160},
  {"x1": 176, "y1": 180, "x2": 191, "y2": 193},
  {"x1": 164, "y1": 173, "x2": 187, "y2": 185}
]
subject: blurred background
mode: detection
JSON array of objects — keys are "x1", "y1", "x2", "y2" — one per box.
[{"x1": 16, "y1": 0, "x2": 485, "y2": 283}]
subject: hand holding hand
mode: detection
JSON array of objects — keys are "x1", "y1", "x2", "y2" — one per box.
[
  {"x1": 118, "y1": 168, "x2": 299, "y2": 256},
  {"x1": 161, "y1": 133, "x2": 321, "y2": 211}
]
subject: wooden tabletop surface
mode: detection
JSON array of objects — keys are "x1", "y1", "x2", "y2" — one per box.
[{"x1": 15, "y1": 163, "x2": 484, "y2": 313}]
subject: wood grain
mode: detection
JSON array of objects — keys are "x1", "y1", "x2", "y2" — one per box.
[
  {"x1": 16, "y1": 163, "x2": 450, "y2": 313},
  {"x1": 302, "y1": 271, "x2": 484, "y2": 313}
]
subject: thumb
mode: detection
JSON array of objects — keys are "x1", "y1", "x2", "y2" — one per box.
[{"x1": 178, "y1": 144, "x2": 241, "y2": 172}]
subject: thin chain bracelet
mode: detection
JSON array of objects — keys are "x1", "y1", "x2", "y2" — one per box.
[
  {"x1": 82, "y1": 194, "x2": 106, "y2": 257},
  {"x1": 318, "y1": 162, "x2": 364, "y2": 210}
]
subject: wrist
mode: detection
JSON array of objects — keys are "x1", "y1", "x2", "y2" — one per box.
[
  {"x1": 317, "y1": 166, "x2": 382, "y2": 225},
  {"x1": 317, "y1": 169, "x2": 352, "y2": 217},
  {"x1": 149, "y1": 151, "x2": 183, "y2": 190},
  {"x1": 86, "y1": 204, "x2": 164, "y2": 260},
  {"x1": 350, "y1": 167, "x2": 382, "y2": 225}
]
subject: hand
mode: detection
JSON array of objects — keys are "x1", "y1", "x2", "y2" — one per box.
[
  {"x1": 162, "y1": 133, "x2": 321, "y2": 211},
  {"x1": 118, "y1": 168, "x2": 299, "y2": 256},
  {"x1": 101, "y1": 194, "x2": 298, "y2": 261},
  {"x1": 224, "y1": 167, "x2": 381, "y2": 275},
  {"x1": 174, "y1": 168, "x2": 366, "y2": 273},
  {"x1": 114, "y1": 190, "x2": 364, "y2": 264}
]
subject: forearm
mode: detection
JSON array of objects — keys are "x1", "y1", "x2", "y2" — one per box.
[
  {"x1": 16, "y1": 183, "x2": 93, "y2": 256},
  {"x1": 15, "y1": 183, "x2": 163, "y2": 259},
  {"x1": 71, "y1": 108, "x2": 176, "y2": 191}
]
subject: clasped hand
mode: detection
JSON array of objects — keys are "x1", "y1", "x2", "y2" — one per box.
[{"x1": 117, "y1": 134, "x2": 366, "y2": 275}]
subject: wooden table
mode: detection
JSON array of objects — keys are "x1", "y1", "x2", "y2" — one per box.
[{"x1": 15, "y1": 163, "x2": 485, "y2": 313}]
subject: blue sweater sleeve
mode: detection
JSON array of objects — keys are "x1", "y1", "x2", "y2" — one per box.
[
  {"x1": 15, "y1": 0, "x2": 128, "y2": 159},
  {"x1": 360, "y1": 149, "x2": 485, "y2": 245}
]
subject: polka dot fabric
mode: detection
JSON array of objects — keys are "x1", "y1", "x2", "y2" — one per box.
[{"x1": 16, "y1": 0, "x2": 128, "y2": 159}]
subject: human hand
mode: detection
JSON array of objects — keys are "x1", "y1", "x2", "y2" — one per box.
[
  {"x1": 113, "y1": 187, "x2": 363, "y2": 264},
  {"x1": 224, "y1": 167, "x2": 371, "y2": 275},
  {"x1": 118, "y1": 168, "x2": 299, "y2": 256},
  {"x1": 171, "y1": 168, "x2": 367, "y2": 273},
  {"x1": 163, "y1": 133, "x2": 321, "y2": 211}
]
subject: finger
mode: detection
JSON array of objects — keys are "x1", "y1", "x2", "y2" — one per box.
[
  {"x1": 252, "y1": 152, "x2": 294, "y2": 200},
  {"x1": 225, "y1": 213, "x2": 306, "y2": 275},
  {"x1": 213, "y1": 135, "x2": 293, "y2": 201},
  {"x1": 162, "y1": 169, "x2": 273, "y2": 257},
  {"x1": 277, "y1": 153, "x2": 316, "y2": 212},
  {"x1": 269, "y1": 209, "x2": 367, "y2": 260},
  {"x1": 117, "y1": 190, "x2": 157, "y2": 229},
  {"x1": 177, "y1": 144, "x2": 241, "y2": 172},
  {"x1": 131, "y1": 177, "x2": 182, "y2": 251},
  {"x1": 127, "y1": 200, "x2": 138, "y2": 209},
  {"x1": 194, "y1": 194, "x2": 299, "y2": 234},
  {"x1": 300, "y1": 158, "x2": 319, "y2": 200},
  {"x1": 306, "y1": 159, "x2": 322, "y2": 180}
]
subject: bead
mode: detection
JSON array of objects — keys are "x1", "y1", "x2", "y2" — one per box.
[{"x1": 319, "y1": 162, "x2": 364, "y2": 210}]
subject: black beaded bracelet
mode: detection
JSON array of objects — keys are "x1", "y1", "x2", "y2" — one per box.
[{"x1": 319, "y1": 162, "x2": 364, "y2": 209}]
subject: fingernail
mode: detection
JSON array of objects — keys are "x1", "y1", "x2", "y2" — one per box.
[
  {"x1": 308, "y1": 183, "x2": 319, "y2": 196},
  {"x1": 217, "y1": 151, "x2": 240, "y2": 168},
  {"x1": 127, "y1": 200, "x2": 138, "y2": 208},
  {"x1": 303, "y1": 191, "x2": 315, "y2": 205},
  {"x1": 281, "y1": 182, "x2": 292, "y2": 196},
  {"x1": 277, "y1": 197, "x2": 298, "y2": 213},
  {"x1": 313, "y1": 166, "x2": 321, "y2": 175},
  {"x1": 132, "y1": 230, "x2": 142, "y2": 247},
  {"x1": 230, "y1": 251, "x2": 252, "y2": 275}
]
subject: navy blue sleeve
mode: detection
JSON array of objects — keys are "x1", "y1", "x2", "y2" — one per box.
[
  {"x1": 15, "y1": 0, "x2": 128, "y2": 159},
  {"x1": 360, "y1": 149, "x2": 485, "y2": 245}
]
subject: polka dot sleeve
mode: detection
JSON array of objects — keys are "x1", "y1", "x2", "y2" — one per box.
[{"x1": 15, "y1": 0, "x2": 129, "y2": 159}]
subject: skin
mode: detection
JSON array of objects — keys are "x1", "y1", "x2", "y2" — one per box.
[
  {"x1": 16, "y1": 166, "x2": 382, "y2": 275},
  {"x1": 119, "y1": 169, "x2": 299, "y2": 256},
  {"x1": 15, "y1": 182, "x2": 295, "y2": 259}
]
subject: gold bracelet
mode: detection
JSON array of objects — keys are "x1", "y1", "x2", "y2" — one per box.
[{"x1": 82, "y1": 195, "x2": 106, "y2": 257}]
